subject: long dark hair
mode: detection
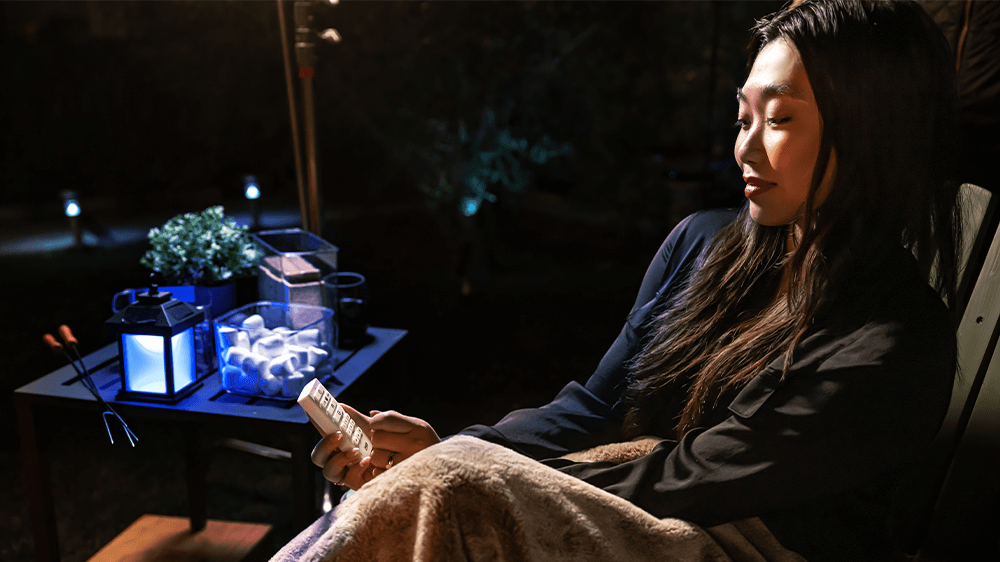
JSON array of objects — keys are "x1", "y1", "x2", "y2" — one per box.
[{"x1": 624, "y1": 0, "x2": 962, "y2": 439}]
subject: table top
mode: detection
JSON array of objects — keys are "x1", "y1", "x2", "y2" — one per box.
[{"x1": 15, "y1": 327, "x2": 406, "y2": 428}]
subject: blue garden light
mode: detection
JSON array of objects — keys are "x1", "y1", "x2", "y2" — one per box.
[
  {"x1": 244, "y1": 175, "x2": 261, "y2": 200},
  {"x1": 106, "y1": 284, "x2": 207, "y2": 403},
  {"x1": 461, "y1": 197, "x2": 481, "y2": 217},
  {"x1": 61, "y1": 190, "x2": 83, "y2": 247},
  {"x1": 64, "y1": 199, "x2": 81, "y2": 217}
]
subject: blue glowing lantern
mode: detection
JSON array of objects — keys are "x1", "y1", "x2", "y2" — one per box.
[{"x1": 106, "y1": 284, "x2": 206, "y2": 403}]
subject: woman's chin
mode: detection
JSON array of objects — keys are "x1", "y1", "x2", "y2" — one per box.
[{"x1": 748, "y1": 204, "x2": 796, "y2": 227}]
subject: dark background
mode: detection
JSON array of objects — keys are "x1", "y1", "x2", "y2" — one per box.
[
  {"x1": 6, "y1": 1, "x2": 992, "y2": 561},
  {"x1": 0, "y1": 2, "x2": 777, "y2": 559}
]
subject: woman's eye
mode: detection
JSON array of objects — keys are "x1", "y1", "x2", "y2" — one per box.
[
  {"x1": 733, "y1": 118, "x2": 750, "y2": 129},
  {"x1": 767, "y1": 117, "x2": 792, "y2": 126}
]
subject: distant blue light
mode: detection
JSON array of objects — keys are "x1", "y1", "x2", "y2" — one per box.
[
  {"x1": 243, "y1": 175, "x2": 260, "y2": 200},
  {"x1": 64, "y1": 201, "x2": 81, "y2": 217},
  {"x1": 461, "y1": 197, "x2": 481, "y2": 217}
]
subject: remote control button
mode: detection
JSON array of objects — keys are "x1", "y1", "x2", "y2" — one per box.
[{"x1": 320, "y1": 393, "x2": 331, "y2": 408}]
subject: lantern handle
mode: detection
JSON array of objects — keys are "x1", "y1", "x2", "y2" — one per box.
[{"x1": 148, "y1": 272, "x2": 162, "y2": 296}]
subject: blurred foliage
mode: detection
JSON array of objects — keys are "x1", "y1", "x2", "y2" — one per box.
[
  {"x1": 2, "y1": 1, "x2": 783, "y2": 231},
  {"x1": 420, "y1": 104, "x2": 573, "y2": 217}
]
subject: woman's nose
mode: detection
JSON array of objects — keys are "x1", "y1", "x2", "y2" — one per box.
[{"x1": 735, "y1": 126, "x2": 762, "y2": 166}]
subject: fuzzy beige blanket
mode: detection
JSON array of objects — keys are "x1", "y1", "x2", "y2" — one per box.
[{"x1": 271, "y1": 436, "x2": 806, "y2": 562}]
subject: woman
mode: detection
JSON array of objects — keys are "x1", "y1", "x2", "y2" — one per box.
[{"x1": 291, "y1": 1, "x2": 962, "y2": 560}]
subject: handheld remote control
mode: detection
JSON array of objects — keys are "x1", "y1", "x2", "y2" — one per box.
[{"x1": 298, "y1": 379, "x2": 373, "y2": 459}]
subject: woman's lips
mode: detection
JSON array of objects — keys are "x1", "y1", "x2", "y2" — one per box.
[{"x1": 743, "y1": 176, "x2": 776, "y2": 197}]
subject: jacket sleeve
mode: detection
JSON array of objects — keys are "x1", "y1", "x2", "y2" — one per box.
[
  {"x1": 457, "y1": 209, "x2": 737, "y2": 459},
  {"x1": 547, "y1": 316, "x2": 955, "y2": 526}
]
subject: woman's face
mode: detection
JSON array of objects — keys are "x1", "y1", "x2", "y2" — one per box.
[{"x1": 734, "y1": 38, "x2": 834, "y2": 227}]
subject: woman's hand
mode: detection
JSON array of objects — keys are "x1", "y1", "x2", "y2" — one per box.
[
  {"x1": 366, "y1": 410, "x2": 441, "y2": 477},
  {"x1": 310, "y1": 404, "x2": 376, "y2": 490}
]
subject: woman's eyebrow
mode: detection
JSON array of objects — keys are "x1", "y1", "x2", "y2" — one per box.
[{"x1": 736, "y1": 83, "x2": 803, "y2": 103}]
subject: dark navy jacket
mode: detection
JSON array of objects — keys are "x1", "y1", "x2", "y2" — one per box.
[{"x1": 460, "y1": 209, "x2": 955, "y2": 561}]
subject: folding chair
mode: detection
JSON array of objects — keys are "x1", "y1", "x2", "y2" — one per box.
[{"x1": 893, "y1": 183, "x2": 1000, "y2": 560}]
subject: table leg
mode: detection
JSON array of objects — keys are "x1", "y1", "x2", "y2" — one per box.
[
  {"x1": 182, "y1": 424, "x2": 207, "y2": 532},
  {"x1": 16, "y1": 398, "x2": 60, "y2": 562},
  {"x1": 290, "y1": 429, "x2": 316, "y2": 531}
]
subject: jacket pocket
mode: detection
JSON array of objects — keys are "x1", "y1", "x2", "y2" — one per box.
[{"x1": 728, "y1": 368, "x2": 781, "y2": 418}]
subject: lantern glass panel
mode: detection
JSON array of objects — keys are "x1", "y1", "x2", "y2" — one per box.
[
  {"x1": 121, "y1": 328, "x2": 196, "y2": 395},
  {"x1": 171, "y1": 327, "x2": 196, "y2": 392}
]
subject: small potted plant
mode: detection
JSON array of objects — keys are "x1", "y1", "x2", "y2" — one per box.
[{"x1": 139, "y1": 205, "x2": 262, "y2": 318}]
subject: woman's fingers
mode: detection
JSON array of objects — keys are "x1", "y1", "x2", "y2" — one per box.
[
  {"x1": 320, "y1": 447, "x2": 359, "y2": 482},
  {"x1": 369, "y1": 410, "x2": 432, "y2": 433},
  {"x1": 341, "y1": 404, "x2": 373, "y2": 436},
  {"x1": 313, "y1": 409, "x2": 439, "y2": 486},
  {"x1": 310, "y1": 431, "x2": 344, "y2": 467},
  {"x1": 367, "y1": 410, "x2": 441, "y2": 466},
  {"x1": 341, "y1": 456, "x2": 373, "y2": 489},
  {"x1": 371, "y1": 431, "x2": 437, "y2": 458},
  {"x1": 368, "y1": 448, "x2": 394, "y2": 470}
]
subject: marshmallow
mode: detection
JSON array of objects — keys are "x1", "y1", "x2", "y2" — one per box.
[
  {"x1": 217, "y1": 326, "x2": 240, "y2": 348},
  {"x1": 237, "y1": 373, "x2": 257, "y2": 393},
  {"x1": 241, "y1": 314, "x2": 268, "y2": 345},
  {"x1": 273, "y1": 326, "x2": 294, "y2": 336},
  {"x1": 241, "y1": 314, "x2": 265, "y2": 331},
  {"x1": 286, "y1": 344, "x2": 309, "y2": 367},
  {"x1": 252, "y1": 334, "x2": 286, "y2": 359},
  {"x1": 297, "y1": 365, "x2": 316, "y2": 383},
  {"x1": 265, "y1": 358, "x2": 289, "y2": 377},
  {"x1": 226, "y1": 313, "x2": 248, "y2": 327},
  {"x1": 235, "y1": 330, "x2": 251, "y2": 350},
  {"x1": 242, "y1": 353, "x2": 270, "y2": 379},
  {"x1": 221, "y1": 365, "x2": 242, "y2": 390},
  {"x1": 282, "y1": 374, "x2": 306, "y2": 397},
  {"x1": 259, "y1": 374, "x2": 282, "y2": 396},
  {"x1": 225, "y1": 346, "x2": 251, "y2": 368},
  {"x1": 307, "y1": 345, "x2": 329, "y2": 367},
  {"x1": 293, "y1": 328, "x2": 321, "y2": 348}
]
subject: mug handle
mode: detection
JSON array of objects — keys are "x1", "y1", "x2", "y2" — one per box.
[{"x1": 111, "y1": 289, "x2": 137, "y2": 313}]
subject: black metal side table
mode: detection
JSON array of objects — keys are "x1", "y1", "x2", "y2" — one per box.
[{"x1": 16, "y1": 327, "x2": 406, "y2": 562}]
